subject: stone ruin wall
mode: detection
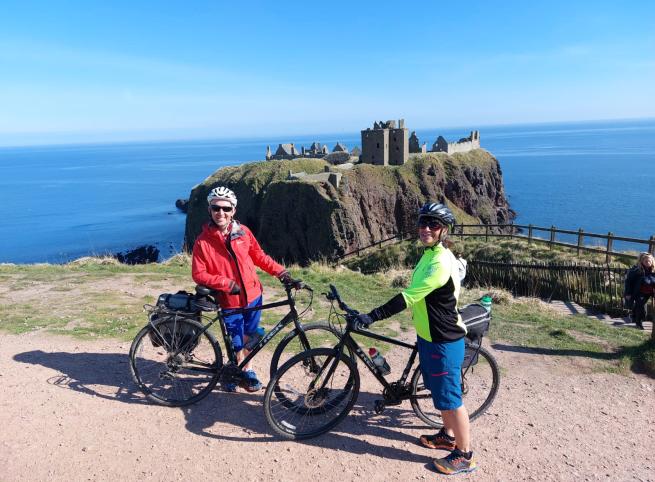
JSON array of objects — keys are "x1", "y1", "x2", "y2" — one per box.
[{"x1": 444, "y1": 131, "x2": 480, "y2": 154}]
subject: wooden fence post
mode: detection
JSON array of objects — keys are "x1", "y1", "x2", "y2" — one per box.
[
  {"x1": 528, "y1": 224, "x2": 533, "y2": 245},
  {"x1": 549, "y1": 225, "x2": 556, "y2": 250},
  {"x1": 577, "y1": 228, "x2": 584, "y2": 256},
  {"x1": 606, "y1": 232, "x2": 613, "y2": 264},
  {"x1": 485, "y1": 225, "x2": 489, "y2": 242},
  {"x1": 649, "y1": 235, "x2": 655, "y2": 255}
]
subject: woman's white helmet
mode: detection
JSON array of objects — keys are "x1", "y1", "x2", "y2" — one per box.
[{"x1": 207, "y1": 186, "x2": 237, "y2": 207}]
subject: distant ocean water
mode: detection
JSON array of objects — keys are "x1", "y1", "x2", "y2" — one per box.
[{"x1": 1, "y1": 118, "x2": 654, "y2": 264}]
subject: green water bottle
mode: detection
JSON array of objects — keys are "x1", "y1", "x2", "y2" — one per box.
[{"x1": 480, "y1": 295, "x2": 492, "y2": 312}]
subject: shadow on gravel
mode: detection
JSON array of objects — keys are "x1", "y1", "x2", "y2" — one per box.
[
  {"x1": 13, "y1": 350, "x2": 440, "y2": 463},
  {"x1": 491, "y1": 343, "x2": 619, "y2": 360},
  {"x1": 181, "y1": 389, "x2": 434, "y2": 464},
  {"x1": 13, "y1": 350, "x2": 147, "y2": 404}
]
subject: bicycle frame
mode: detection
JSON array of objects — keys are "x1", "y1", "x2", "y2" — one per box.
[
  {"x1": 335, "y1": 326, "x2": 418, "y2": 395},
  {"x1": 314, "y1": 284, "x2": 485, "y2": 405},
  {"x1": 165, "y1": 285, "x2": 311, "y2": 375}
]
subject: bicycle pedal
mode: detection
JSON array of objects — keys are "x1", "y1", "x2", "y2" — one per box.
[{"x1": 374, "y1": 400, "x2": 385, "y2": 414}]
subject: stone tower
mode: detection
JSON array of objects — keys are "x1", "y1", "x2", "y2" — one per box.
[{"x1": 360, "y1": 119, "x2": 409, "y2": 165}]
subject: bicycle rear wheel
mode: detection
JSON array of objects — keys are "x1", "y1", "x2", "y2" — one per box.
[
  {"x1": 263, "y1": 347, "x2": 360, "y2": 440},
  {"x1": 410, "y1": 345, "x2": 500, "y2": 427},
  {"x1": 129, "y1": 317, "x2": 222, "y2": 407}
]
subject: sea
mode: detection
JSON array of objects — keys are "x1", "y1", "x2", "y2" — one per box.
[{"x1": 1, "y1": 118, "x2": 654, "y2": 264}]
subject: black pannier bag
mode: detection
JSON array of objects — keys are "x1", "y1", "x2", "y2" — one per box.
[
  {"x1": 148, "y1": 291, "x2": 202, "y2": 351},
  {"x1": 460, "y1": 303, "x2": 491, "y2": 366},
  {"x1": 459, "y1": 303, "x2": 490, "y2": 340}
]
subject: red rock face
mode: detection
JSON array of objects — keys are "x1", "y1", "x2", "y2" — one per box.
[{"x1": 184, "y1": 151, "x2": 514, "y2": 265}]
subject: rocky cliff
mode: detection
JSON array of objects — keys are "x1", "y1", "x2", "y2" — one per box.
[{"x1": 184, "y1": 150, "x2": 514, "y2": 264}]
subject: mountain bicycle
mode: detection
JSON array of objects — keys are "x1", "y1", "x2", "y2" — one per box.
[
  {"x1": 263, "y1": 284, "x2": 500, "y2": 440},
  {"x1": 129, "y1": 281, "x2": 346, "y2": 407}
]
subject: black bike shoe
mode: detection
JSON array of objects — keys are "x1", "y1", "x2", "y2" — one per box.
[
  {"x1": 419, "y1": 429, "x2": 456, "y2": 450},
  {"x1": 433, "y1": 448, "x2": 477, "y2": 475}
]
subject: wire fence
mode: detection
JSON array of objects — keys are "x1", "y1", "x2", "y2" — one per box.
[{"x1": 467, "y1": 260, "x2": 628, "y2": 316}]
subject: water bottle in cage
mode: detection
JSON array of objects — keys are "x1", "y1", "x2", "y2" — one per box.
[{"x1": 369, "y1": 347, "x2": 390, "y2": 375}]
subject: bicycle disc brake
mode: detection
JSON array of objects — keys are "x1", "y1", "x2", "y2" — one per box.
[{"x1": 304, "y1": 388, "x2": 329, "y2": 408}]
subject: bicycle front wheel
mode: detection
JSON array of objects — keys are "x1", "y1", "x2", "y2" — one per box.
[
  {"x1": 269, "y1": 322, "x2": 352, "y2": 377},
  {"x1": 410, "y1": 345, "x2": 500, "y2": 428},
  {"x1": 129, "y1": 317, "x2": 222, "y2": 407},
  {"x1": 264, "y1": 347, "x2": 360, "y2": 440}
]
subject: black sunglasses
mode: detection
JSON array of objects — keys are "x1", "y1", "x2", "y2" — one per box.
[
  {"x1": 417, "y1": 218, "x2": 443, "y2": 229},
  {"x1": 210, "y1": 205, "x2": 233, "y2": 213}
]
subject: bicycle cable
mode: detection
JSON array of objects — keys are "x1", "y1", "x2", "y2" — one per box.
[{"x1": 296, "y1": 286, "x2": 314, "y2": 319}]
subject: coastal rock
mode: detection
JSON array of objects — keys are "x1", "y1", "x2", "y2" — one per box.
[
  {"x1": 175, "y1": 199, "x2": 189, "y2": 213},
  {"x1": 184, "y1": 151, "x2": 514, "y2": 264},
  {"x1": 115, "y1": 245, "x2": 159, "y2": 264}
]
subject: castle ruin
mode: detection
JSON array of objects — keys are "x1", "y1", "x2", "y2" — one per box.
[
  {"x1": 360, "y1": 119, "x2": 409, "y2": 166},
  {"x1": 266, "y1": 121, "x2": 480, "y2": 165},
  {"x1": 266, "y1": 141, "x2": 350, "y2": 161},
  {"x1": 432, "y1": 131, "x2": 480, "y2": 154}
]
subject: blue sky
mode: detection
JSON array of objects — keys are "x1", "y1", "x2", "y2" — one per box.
[{"x1": 0, "y1": 0, "x2": 653, "y2": 145}]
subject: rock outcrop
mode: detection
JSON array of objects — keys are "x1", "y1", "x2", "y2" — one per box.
[
  {"x1": 115, "y1": 245, "x2": 160, "y2": 264},
  {"x1": 184, "y1": 150, "x2": 514, "y2": 264},
  {"x1": 175, "y1": 199, "x2": 189, "y2": 213}
]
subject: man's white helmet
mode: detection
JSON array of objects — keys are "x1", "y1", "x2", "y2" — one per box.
[{"x1": 207, "y1": 186, "x2": 237, "y2": 207}]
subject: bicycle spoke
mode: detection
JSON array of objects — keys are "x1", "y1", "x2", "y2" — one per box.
[
  {"x1": 264, "y1": 348, "x2": 359, "y2": 439},
  {"x1": 410, "y1": 345, "x2": 500, "y2": 428},
  {"x1": 130, "y1": 318, "x2": 222, "y2": 406}
]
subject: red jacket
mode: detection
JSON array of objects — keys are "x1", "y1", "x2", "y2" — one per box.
[{"x1": 192, "y1": 221, "x2": 285, "y2": 309}]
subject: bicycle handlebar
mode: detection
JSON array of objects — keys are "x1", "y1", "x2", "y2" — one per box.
[
  {"x1": 283, "y1": 280, "x2": 313, "y2": 293},
  {"x1": 326, "y1": 284, "x2": 359, "y2": 321}
]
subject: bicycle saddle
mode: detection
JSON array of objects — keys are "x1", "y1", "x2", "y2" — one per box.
[{"x1": 195, "y1": 285, "x2": 218, "y2": 296}]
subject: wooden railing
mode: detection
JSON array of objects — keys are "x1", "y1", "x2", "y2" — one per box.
[
  {"x1": 455, "y1": 224, "x2": 655, "y2": 263},
  {"x1": 333, "y1": 223, "x2": 655, "y2": 263}
]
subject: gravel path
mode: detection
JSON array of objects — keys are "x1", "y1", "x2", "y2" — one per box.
[{"x1": 1, "y1": 331, "x2": 654, "y2": 481}]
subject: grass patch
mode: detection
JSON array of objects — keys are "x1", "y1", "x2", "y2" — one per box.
[
  {"x1": 481, "y1": 296, "x2": 651, "y2": 375},
  {"x1": 0, "y1": 256, "x2": 652, "y2": 377}
]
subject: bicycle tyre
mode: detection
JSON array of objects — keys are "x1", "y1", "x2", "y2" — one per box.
[
  {"x1": 269, "y1": 322, "x2": 353, "y2": 377},
  {"x1": 410, "y1": 345, "x2": 500, "y2": 428},
  {"x1": 129, "y1": 317, "x2": 223, "y2": 407},
  {"x1": 264, "y1": 347, "x2": 360, "y2": 440}
]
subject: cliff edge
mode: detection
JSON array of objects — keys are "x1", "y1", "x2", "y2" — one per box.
[{"x1": 184, "y1": 150, "x2": 514, "y2": 264}]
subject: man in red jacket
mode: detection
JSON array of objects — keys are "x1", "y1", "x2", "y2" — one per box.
[{"x1": 192, "y1": 186, "x2": 291, "y2": 392}]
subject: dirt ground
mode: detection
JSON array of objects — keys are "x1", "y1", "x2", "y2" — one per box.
[{"x1": 1, "y1": 329, "x2": 654, "y2": 482}]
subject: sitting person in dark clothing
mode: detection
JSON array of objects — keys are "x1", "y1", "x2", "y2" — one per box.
[{"x1": 624, "y1": 252, "x2": 655, "y2": 330}]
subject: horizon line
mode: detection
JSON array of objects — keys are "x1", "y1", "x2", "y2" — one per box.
[{"x1": 0, "y1": 115, "x2": 653, "y2": 150}]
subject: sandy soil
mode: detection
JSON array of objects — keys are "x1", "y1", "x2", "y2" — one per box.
[{"x1": 1, "y1": 330, "x2": 654, "y2": 482}]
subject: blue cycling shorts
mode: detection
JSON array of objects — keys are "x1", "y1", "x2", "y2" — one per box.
[
  {"x1": 417, "y1": 336, "x2": 464, "y2": 411},
  {"x1": 222, "y1": 296, "x2": 262, "y2": 352}
]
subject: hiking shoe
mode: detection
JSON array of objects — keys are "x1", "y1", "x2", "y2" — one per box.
[
  {"x1": 433, "y1": 448, "x2": 477, "y2": 475},
  {"x1": 419, "y1": 429, "x2": 456, "y2": 450},
  {"x1": 222, "y1": 381, "x2": 238, "y2": 393},
  {"x1": 240, "y1": 370, "x2": 263, "y2": 392}
]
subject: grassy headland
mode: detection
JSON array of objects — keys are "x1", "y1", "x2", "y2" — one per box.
[{"x1": 0, "y1": 254, "x2": 652, "y2": 376}]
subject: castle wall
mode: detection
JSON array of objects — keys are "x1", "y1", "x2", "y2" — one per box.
[
  {"x1": 361, "y1": 129, "x2": 389, "y2": 165},
  {"x1": 432, "y1": 131, "x2": 480, "y2": 155},
  {"x1": 388, "y1": 128, "x2": 409, "y2": 165}
]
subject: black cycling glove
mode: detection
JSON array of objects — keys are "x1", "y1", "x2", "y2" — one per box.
[
  {"x1": 354, "y1": 313, "x2": 373, "y2": 330},
  {"x1": 227, "y1": 280, "x2": 241, "y2": 295}
]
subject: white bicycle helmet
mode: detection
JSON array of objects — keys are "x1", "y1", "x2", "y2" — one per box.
[{"x1": 207, "y1": 186, "x2": 237, "y2": 207}]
